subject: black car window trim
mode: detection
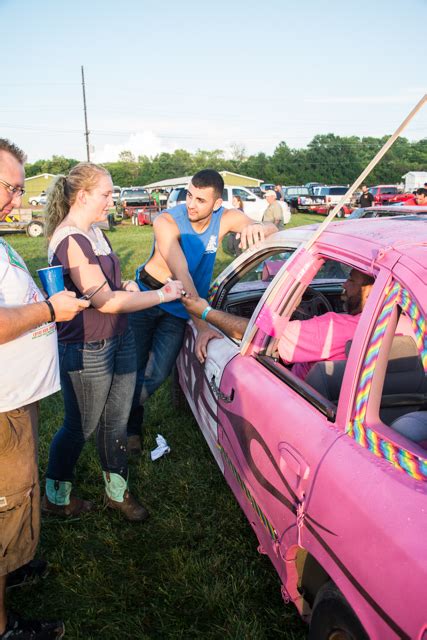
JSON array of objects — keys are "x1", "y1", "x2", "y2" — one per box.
[
  {"x1": 214, "y1": 247, "x2": 294, "y2": 309},
  {"x1": 256, "y1": 354, "x2": 337, "y2": 421}
]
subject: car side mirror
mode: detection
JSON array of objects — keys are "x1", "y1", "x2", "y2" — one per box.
[{"x1": 246, "y1": 196, "x2": 256, "y2": 202}]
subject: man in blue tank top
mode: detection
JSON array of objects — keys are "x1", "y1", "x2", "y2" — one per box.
[{"x1": 127, "y1": 170, "x2": 277, "y2": 454}]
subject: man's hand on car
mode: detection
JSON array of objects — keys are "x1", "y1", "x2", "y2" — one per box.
[
  {"x1": 236, "y1": 223, "x2": 265, "y2": 250},
  {"x1": 49, "y1": 291, "x2": 90, "y2": 322},
  {"x1": 194, "y1": 326, "x2": 223, "y2": 363}
]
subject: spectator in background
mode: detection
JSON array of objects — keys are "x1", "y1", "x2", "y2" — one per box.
[
  {"x1": 274, "y1": 184, "x2": 283, "y2": 201},
  {"x1": 263, "y1": 189, "x2": 283, "y2": 229},
  {"x1": 0, "y1": 138, "x2": 88, "y2": 640},
  {"x1": 231, "y1": 195, "x2": 244, "y2": 211},
  {"x1": 404, "y1": 188, "x2": 427, "y2": 206},
  {"x1": 359, "y1": 185, "x2": 375, "y2": 208},
  {"x1": 151, "y1": 189, "x2": 161, "y2": 210}
]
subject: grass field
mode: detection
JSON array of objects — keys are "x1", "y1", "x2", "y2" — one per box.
[{"x1": 6, "y1": 214, "x2": 324, "y2": 640}]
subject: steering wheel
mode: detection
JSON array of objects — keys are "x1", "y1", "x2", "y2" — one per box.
[{"x1": 291, "y1": 286, "x2": 333, "y2": 321}]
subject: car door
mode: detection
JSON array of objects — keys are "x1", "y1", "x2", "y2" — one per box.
[
  {"x1": 216, "y1": 319, "x2": 343, "y2": 579},
  {"x1": 177, "y1": 233, "x2": 309, "y2": 475},
  {"x1": 178, "y1": 320, "x2": 239, "y2": 471},
  {"x1": 209, "y1": 249, "x2": 345, "y2": 574}
]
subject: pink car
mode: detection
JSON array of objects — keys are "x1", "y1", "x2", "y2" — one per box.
[{"x1": 176, "y1": 218, "x2": 427, "y2": 639}]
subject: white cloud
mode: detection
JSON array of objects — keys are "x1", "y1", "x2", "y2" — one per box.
[{"x1": 92, "y1": 130, "x2": 181, "y2": 163}]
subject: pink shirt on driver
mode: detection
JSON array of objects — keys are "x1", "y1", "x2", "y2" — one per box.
[
  {"x1": 278, "y1": 312, "x2": 361, "y2": 379},
  {"x1": 278, "y1": 312, "x2": 414, "y2": 380}
]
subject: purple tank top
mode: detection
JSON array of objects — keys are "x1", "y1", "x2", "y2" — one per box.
[{"x1": 51, "y1": 233, "x2": 127, "y2": 343}]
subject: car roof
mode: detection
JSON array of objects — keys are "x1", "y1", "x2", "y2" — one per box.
[
  {"x1": 318, "y1": 216, "x2": 427, "y2": 275},
  {"x1": 362, "y1": 205, "x2": 427, "y2": 213},
  {"x1": 219, "y1": 217, "x2": 427, "y2": 285}
]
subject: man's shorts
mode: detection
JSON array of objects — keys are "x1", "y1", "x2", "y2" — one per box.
[{"x1": 0, "y1": 403, "x2": 40, "y2": 576}]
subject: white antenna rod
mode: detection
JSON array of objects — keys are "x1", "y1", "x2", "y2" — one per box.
[{"x1": 305, "y1": 93, "x2": 427, "y2": 250}]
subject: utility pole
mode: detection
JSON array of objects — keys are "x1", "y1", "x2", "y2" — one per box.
[{"x1": 81, "y1": 65, "x2": 90, "y2": 161}]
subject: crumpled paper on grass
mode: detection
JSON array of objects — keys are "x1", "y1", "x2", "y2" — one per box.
[{"x1": 150, "y1": 434, "x2": 170, "y2": 461}]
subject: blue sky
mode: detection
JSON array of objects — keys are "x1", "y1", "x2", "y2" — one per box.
[{"x1": 2, "y1": 0, "x2": 426, "y2": 163}]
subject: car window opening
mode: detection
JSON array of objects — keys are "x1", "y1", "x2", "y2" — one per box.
[{"x1": 363, "y1": 303, "x2": 427, "y2": 452}]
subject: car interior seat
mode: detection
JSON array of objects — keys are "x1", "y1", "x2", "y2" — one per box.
[
  {"x1": 390, "y1": 411, "x2": 427, "y2": 450},
  {"x1": 305, "y1": 336, "x2": 427, "y2": 423}
]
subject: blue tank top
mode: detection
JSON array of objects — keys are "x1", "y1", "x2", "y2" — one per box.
[{"x1": 136, "y1": 203, "x2": 224, "y2": 319}]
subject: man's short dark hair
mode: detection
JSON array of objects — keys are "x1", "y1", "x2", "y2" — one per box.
[
  {"x1": 0, "y1": 138, "x2": 26, "y2": 165},
  {"x1": 416, "y1": 188, "x2": 427, "y2": 197},
  {"x1": 192, "y1": 170, "x2": 224, "y2": 198}
]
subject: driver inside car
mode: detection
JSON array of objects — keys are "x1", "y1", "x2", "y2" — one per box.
[{"x1": 183, "y1": 269, "x2": 414, "y2": 379}]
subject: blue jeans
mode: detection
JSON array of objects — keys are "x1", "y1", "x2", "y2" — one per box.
[
  {"x1": 47, "y1": 328, "x2": 137, "y2": 482},
  {"x1": 127, "y1": 306, "x2": 187, "y2": 437}
]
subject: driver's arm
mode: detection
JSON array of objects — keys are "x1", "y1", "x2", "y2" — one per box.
[{"x1": 182, "y1": 296, "x2": 249, "y2": 340}]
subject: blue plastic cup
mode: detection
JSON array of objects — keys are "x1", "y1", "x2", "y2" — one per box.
[{"x1": 37, "y1": 266, "x2": 64, "y2": 296}]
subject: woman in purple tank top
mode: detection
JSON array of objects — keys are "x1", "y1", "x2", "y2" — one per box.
[{"x1": 41, "y1": 163, "x2": 183, "y2": 522}]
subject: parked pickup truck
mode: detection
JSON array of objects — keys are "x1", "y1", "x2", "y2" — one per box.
[
  {"x1": 0, "y1": 210, "x2": 45, "y2": 237},
  {"x1": 368, "y1": 185, "x2": 401, "y2": 204},
  {"x1": 282, "y1": 186, "x2": 317, "y2": 211},
  {"x1": 116, "y1": 187, "x2": 153, "y2": 218}
]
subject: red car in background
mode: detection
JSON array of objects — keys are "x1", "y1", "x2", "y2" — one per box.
[
  {"x1": 386, "y1": 192, "x2": 415, "y2": 204},
  {"x1": 369, "y1": 185, "x2": 406, "y2": 204}
]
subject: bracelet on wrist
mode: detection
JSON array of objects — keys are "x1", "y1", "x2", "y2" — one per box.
[
  {"x1": 44, "y1": 299, "x2": 56, "y2": 323},
  {"x1": 201, "y1": 305, "x2": 212, "y2": 321},
  {"x1": 157, "y1": 288, "x2": 165, "y2": 304}
]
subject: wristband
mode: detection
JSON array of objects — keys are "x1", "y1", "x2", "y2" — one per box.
[
  {"x1": 44, "y1": 299, "x2": 56, "y2": 322},
  {"x1": 201, "y1": 305, "x2": 212, "y2": 321},
  {"x1": 157, "y1": 288, "x2": 165, "y2": 304}
]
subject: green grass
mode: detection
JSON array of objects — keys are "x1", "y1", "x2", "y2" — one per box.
[{"x1": 5, "y1": 215, "x2": 323, "y2": 639}]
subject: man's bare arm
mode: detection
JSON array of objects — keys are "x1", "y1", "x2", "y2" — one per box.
[
  {"x1": 0, "y1": 291, "x2": 89, "y2": 345},
  {"x1": 182, "y1": 296, "x2": 249, "y2": 340},
  {"x1": 153, "y1": 214, "x2": 221, "y2": 360},
  {"x1": 0, "y1": 303, "x2": 52, "y2": 344},
  {"x1": 153, "y1": 214, "x2": 199, "y2": 296},
  {"x1": 220, "y1": 208, "x2": 277, "y2": 249}
]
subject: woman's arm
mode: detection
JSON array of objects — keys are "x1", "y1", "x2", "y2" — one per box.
[{"x1": 64, "y1": 236, "x2": 182, "y2": 313}]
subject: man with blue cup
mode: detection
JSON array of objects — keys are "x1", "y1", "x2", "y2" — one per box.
[{"x1": 0, "y1": 139, "x2": 89, "y2": 640}]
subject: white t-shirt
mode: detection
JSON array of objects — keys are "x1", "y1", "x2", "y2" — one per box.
[{"x1": 0, "y1": 239, "x2": 60, "y2": 412}]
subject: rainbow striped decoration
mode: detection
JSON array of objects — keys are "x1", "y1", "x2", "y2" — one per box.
[
  {"x1": 207, "y1": 279, "x2": 220, "y2": 304},
  {"x1": 218, "y1": 443, "x2": 277, "y2": 541},
  {"x1": 347, "y1": 422, "x2": 427, "y2": 481},
  {"x1": 348, "y1": 281, "x2": 427, "y2": 481}
]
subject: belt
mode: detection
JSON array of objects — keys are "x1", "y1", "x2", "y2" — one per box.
[{"x1": 137, "y1": 267, "x2": 164, "y2": 291}]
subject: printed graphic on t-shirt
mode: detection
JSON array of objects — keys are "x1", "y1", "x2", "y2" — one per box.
[
  {"x1": 0, "y1": 239, "x2": 43, "y2": 306},
  {"x1": 0, "y1": 238, "x2": 27, "y2": 272},
  {"x1": 205, "y1": 235, "x2": 218, "y2": 253}
]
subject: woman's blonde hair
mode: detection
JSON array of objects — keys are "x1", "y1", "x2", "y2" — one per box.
[{"x1": 45, "y1": 162, "x2": 110, "y2": 239}]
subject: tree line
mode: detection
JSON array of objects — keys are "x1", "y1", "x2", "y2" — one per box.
[{"x1": 25, "y1": 134, "x2": 427, "y2": 187}]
